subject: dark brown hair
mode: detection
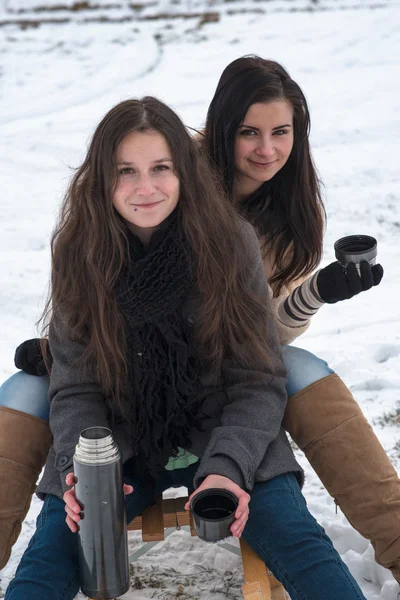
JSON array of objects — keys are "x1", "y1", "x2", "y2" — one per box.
[
  {"x1": 204, "y1": 55, "x2": 325, "y2": 295},
  {"x1": 40, "y1": 97, "x2": 276, "y2": 416}
]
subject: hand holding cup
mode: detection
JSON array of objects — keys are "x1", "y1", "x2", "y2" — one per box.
[
  {"x1": 317, "y1": 234, "x2": 383, "y2": 304},
  {"x1": 185, "y1": 474, "x2": 250, "y2": 540}
]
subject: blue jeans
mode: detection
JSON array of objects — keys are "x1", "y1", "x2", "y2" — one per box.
[
  {"x1": 5, "y1": 464, "x2": 365, "y2": 600},
  {"x1": 281, "y1": 345, "x2": 334, "y2": 397},
  {"x1": 0, "y1": 346, "x2": 334, "y2": 421},
  {"x1": 0, "y1": 371, "x2": 50, "y2": 421}
]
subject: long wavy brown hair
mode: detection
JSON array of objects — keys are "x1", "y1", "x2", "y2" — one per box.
[
  {"x1": 204, "y1": 55, "x2": 326, "y2": 295},
  {"x1": 40, "y1": 97, "x2": 277, "y2": 417}
]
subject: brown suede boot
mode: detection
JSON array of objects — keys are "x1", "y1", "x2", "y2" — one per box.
[
  {"x1": 0, "y1": 406, "x2": 52, "y2": 569},
  {"x1": 282, "y1": 373, "x2": 400, "y2": 583}
]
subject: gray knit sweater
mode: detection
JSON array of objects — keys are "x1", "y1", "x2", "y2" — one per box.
[{"x1": 36, "y1": 222, "x2": 303, "y2": 500}]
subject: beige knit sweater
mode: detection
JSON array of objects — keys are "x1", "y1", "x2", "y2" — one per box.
[{"x1": 262, "y1": 253, "x2": 312, "y2": 345}]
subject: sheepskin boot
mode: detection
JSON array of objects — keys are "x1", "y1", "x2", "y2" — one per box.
[
  {"x1": 283, "y1": 373, "x2": 400, "y2": 583},
  {"x1": 0, "y1": 406, "x2": 52, "y2": 569}
]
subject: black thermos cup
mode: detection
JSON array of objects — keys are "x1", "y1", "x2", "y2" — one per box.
[
  {"x1": 73, "y1": 426, "x2": 129, "y2": 599},
  {"x1": 190, "y1": 488, "x2": 238, "y2": 542}
]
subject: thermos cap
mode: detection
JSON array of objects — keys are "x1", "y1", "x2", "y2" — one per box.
[
  {"x1": 74, "y1": 426, "x2": 120, "y2": 465},
  {"x1": 190, "y1": 488, "x2": 238, "y2": 518},
  {"x1": 334, "y1": 234, "x2": 377, "y2": 265},
  {"x1": 190, "y1": 488, "x2": 238, "y2": 542}
]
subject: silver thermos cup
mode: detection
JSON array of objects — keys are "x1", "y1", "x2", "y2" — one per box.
[
  {"x1": 73, "y1": 426, "x2": 130, "y2": 599},
  {"x1": 334, "y1": 234, "x2": 377, "y2": 276}
]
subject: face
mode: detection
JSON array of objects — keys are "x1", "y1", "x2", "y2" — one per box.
[
  {"x1": 113, "y1": 129, "x2": 180, "y2": 242},
  {"x1": 234, "y1": 100, "x2": 294, "y2": 198}
]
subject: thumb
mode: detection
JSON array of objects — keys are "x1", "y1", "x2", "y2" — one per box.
[
  {"x1": 372, "y1": 263, "x2": 384, "y2": 285},
  {"x1": 123, "y1": 484, "x2": 134, "y2": 495},
  {"x1": 184, "y1": 496, "x2": 192, "y2": 511}
]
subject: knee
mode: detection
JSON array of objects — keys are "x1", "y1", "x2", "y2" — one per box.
[
  {"x1": 281, "y1": 345, "x2": 334, "y2": 397},
  {"x1": 0, "y1": 372, "x2": 50, "y2": 421}
]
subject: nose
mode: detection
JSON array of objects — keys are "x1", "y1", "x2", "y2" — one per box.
[
  {"x1": 255, "y1": 137, "x2": 275, "y2": 158},
  {"x1": 135, "y1": 174, "x2": 156, "y2": 196}
]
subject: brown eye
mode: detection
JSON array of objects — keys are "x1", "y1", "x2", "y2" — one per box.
[
  {"x1": 273, "y1": 130, "x2": 289, "y2": 136},
  {"x1": 240, "y1": 129, "x2": 257, "y2": 137}
]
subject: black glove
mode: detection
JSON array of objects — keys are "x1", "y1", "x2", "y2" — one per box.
[
  {"x1": 14, "y1": 338, "x2": 52, "y2": 376},
  {"x1": 317, "y1": 260, "x2": 384, "y2": 304}
]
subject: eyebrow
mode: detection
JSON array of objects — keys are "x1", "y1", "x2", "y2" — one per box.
[
  {"x1": 117, "y1": 158, "x2": 173, "y2": 166},
  {"x1": 240, "y1": 124, "x2": 292, "y2": 131}
]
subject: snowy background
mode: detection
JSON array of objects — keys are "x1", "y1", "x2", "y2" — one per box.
[{"x1": 1, "y1": 0, "x2": 400, "y2": 598}]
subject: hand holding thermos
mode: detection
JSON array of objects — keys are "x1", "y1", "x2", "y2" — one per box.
[
  {"x1": 317, "y1": 234, "x2": 384, "y2": 304},
  {"x1": 63, "y1": 474, "x2": 133, "y2": 533}
]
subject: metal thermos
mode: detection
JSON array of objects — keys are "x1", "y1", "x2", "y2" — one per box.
[{"x1": 73, "y1": 426, "x2": 129, "y2": 599}]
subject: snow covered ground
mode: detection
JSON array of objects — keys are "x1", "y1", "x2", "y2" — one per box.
[{"x1": 1, "y1": 0, "x2": 400, "y2": 598}]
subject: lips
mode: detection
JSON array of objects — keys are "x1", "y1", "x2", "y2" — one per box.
[
  {"x1": 249, "y1": 159, "x2": 277, "y2": 168},
  {"x1": 132, "y1": 200, "x2": 163, "y2": 209}
]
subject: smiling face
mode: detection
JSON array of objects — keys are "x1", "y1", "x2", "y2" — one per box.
[
  {"x1": 113, "y1": 129, "x2": 180, "y2": 244},
  {"x1": 234, "y1": 100, "x2": 294, "y2": 199}
]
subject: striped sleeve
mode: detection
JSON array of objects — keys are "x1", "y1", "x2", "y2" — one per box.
[{"x1": 277, "y1": 271, "x2": 325, "y2": 328}]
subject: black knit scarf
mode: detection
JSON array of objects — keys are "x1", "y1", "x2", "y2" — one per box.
[{"x1": 115, "y1": 212, "x2": 205, "y2": 476}]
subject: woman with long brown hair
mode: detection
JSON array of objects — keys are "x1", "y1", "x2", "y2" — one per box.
[
  {"x1": 3, "y1": 96, "x2": 367, "y2": 600},
  {"x1": 202, "y1": 54, "x2": 400, "y2": 583}
]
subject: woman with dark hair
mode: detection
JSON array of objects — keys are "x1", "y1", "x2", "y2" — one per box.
[
  {"x1": 202, "y1": 55, "x2": 400, "y2": 582},
  {"x1": 3, "y1": 97, "x2": 367, "y2": 600}
]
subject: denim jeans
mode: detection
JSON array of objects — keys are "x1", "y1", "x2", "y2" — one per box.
[
  {"x1": 281, "y1": 345, "x2": 334, "y2": 397},
  {"x1": 5, "y1": 463, "x2": 365, "y2": 600},
  {"x1": 0, "y1": 346, "x2": 334, "y2": 421},
  {"x1": 0, "y1": 371, "x2": 50, "y2": 421}
]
